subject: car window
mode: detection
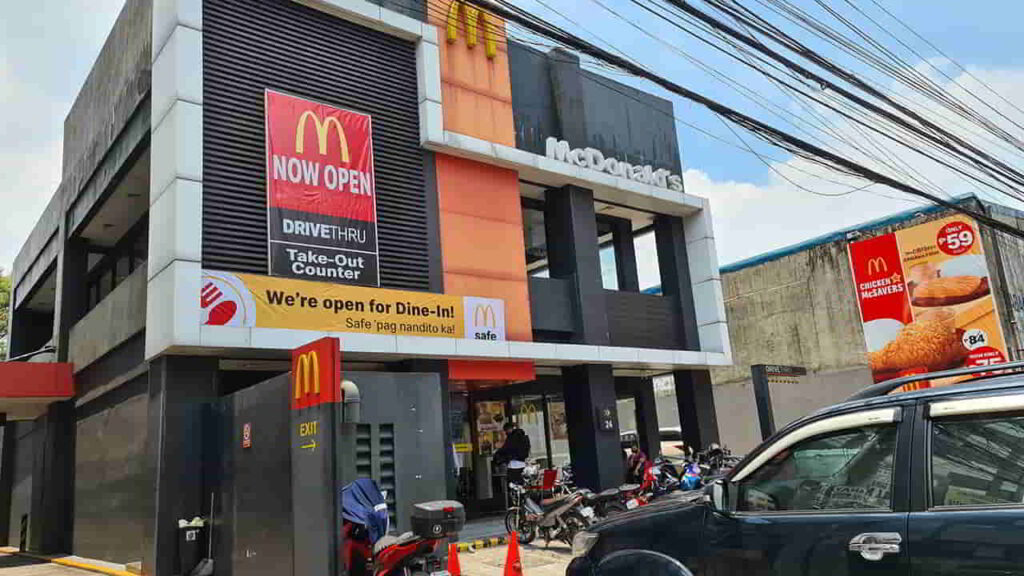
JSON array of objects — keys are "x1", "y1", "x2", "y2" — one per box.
[
  {"x1": 737, "y1": 425, "x2": 898, "y2": 513},
  {"x1": 931, "y1": 415, "x2": 1024, "y2": 508}
]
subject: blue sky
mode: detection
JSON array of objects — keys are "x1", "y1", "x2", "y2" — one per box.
[{"x1": 2, "y1": 0, "x2": 1023, "y2": 271}]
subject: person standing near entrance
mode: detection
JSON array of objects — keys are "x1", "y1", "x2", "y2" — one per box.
[{"x1": 494, "y1": 421, "x2": 530, "y2": 485}]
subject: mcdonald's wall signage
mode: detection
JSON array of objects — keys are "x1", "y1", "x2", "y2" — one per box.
[
  {"x1": 847, "y1": 215, "x2": 1008, "y2": 386},
  {"x1": 445, "y1": 0, "x2": 498, "y2": 59},
  {"x1": 200, "y1": 269, "x2": 506, "y2": 340},
  {"x1": 265, "y1": 89, "x2": 379, "y2": 287},
  {"x1": 291, "y1": 336, "x2": 341, "y2": 410}
]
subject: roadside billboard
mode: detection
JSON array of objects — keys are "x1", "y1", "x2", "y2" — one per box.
[
  {"x1": 265, "y1": 89, "x2": 379, "y2": 286},
  {"x1": 848, "y1": 215, "x2": 1008, "y2": 390}
]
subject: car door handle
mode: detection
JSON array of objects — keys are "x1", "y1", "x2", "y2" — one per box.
[{"x1": 849, "y1": 532, "x2": 902, "y2": 561}]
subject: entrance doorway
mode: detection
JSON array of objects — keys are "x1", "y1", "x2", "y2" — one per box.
[{"x1": 450, "y1": 382, "x2": 573, "y2": 517}]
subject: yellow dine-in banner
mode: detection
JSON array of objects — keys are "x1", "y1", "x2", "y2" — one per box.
[{"x1": 199, "y1": 270, "x2": 506, "y2": 340}]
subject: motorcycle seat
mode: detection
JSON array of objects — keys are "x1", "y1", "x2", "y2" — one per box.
[
  {"x1": 373, "y1": 532, "x2": 418, "y2": 555},
  {"x1": 598, "y1": 488, "x2": 620, "y2": 498},
  {"x1": 619, "y1": 483, "x2": 641, "y2": 492}
]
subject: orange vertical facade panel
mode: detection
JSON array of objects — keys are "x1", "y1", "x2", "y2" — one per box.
[
  {"x1": 426, "y1": 0, "x2": 515, "y2": 146},
  {"x1": 436, "y1": 155, "x2": 533, "y2": 342},
  {"x1": 430, "y1": 0, "x2": 532, "y2": 380}
]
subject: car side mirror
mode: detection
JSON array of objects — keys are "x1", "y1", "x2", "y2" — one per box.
[{"x1": 704, "y1": 480, "x2": 729, "y2": 514}]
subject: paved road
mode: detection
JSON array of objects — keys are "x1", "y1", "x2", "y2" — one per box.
[
  {"x1": 0, "y1": 555, "x2": 93, "y2": 576},
  {"x1": 458, "y1": 542, "x2": 571, "y2": 576},
  {"x1": 0, "y1": 547, "x2": 571, "y2": 576}
]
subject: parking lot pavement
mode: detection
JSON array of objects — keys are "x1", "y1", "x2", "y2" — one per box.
[
  {"x1": 458, "y1": 542, "x2": 572, "y2": 576},
  {"x1": 0, "y1": 555, "x2": 94, "y2": 576}
]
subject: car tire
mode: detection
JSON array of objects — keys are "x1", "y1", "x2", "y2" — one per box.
[{"x1": 596, "y1": 550, "x2": 693, "y2": 576}]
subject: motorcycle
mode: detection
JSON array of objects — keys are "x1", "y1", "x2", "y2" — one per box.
[
  {"x1": 342, "y1": 478, "x2": 465, "y2": 576},
  {"x1": 581, "y1": 487, "x2": 629, "y2": 518},
  {"x1": 505, "y1": 482, "x2": 594, "y2": 546}
]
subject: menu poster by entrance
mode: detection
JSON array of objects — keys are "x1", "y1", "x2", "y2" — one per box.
[
  {"x1": 848, "y1": 216, "x2": 1008, "y2": 390},
  {"x1": 265, "y1": 89, "x2": 379, "y2": 286},
  {"x1": 476, "y1": 401, "x2": 506, "y2": 455}
]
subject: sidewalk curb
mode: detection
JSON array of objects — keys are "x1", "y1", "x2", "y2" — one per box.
[
  {"x1": 0, "y1": 548, "x2": 134, "y2": 576},
  {"x1": 455, "y1": 534, "x2": 507, "y2": 552}
]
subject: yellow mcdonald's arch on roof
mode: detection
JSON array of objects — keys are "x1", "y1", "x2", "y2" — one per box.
[
  {"x1": 446, "y1": 0, "x2": 498, "y2": 59},
  {"x1": 295, "y1": 111, "x2": 351, "y2": 164},
  {"x1": 294, "y1": 351, "x2": 321, "y2": 400}
]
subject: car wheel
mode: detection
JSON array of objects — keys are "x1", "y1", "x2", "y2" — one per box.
[{"x1": 597, "y1": 550, "x2": 693, "y2": 576}]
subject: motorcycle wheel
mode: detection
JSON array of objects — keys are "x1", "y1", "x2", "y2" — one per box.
[
  {"x1": 561, "y1": 512, "x2": 588, "y2": 545},
  {"x1": 517, "y1": 521, "x2": 538, "y2": 545},
  {"x1": 504, "y1": 508, "x2": 522, "y2": 534},
  {"x1": 602, "y1": 501, "x2": 627, "y2": 518}
]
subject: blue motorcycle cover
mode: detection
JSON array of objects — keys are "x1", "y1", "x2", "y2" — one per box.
[{"x1": 341, "y1": 478, "x2": 390, "y2": 544}]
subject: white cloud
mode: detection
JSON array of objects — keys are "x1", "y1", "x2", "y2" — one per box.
[
  {"x1": 688, "y1": 65, "x2": 1024, "y2": 267},
  {"x1": 0, "y1": 0, "x2": 126, "y2": 273}
]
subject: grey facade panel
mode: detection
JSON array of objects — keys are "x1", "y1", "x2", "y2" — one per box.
[
  {"x1": 202, "y1": 0, "x2": 429, "y2": 290},
  {"x1": 528, "y1": 277, "x2": 575, "y2": 333},
  {"x1": 605, "y1": 290, "x2": 683, "y2": 350},
  {"x1": 508, "y1": 41, "x2": 682, "y2": 174},
  {"x1": 73, "y1": 379, "x2": 149, "y2": 564},
  {"x1": 8, "y1": 423, "x2": 35, "y2": 549},
  {"x1": 61, "y1": 0, "x2": 151, "y2": 188}
]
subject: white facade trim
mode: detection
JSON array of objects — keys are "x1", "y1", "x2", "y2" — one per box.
[
  {"x1": 422, "y1": 130, "x2": 704, "y2": 218},
  {"x1": 141, "y1": 0, "x2": 731, "y2": 367},
  {"x1": 147, "y1": 0, "x2": 205, "y2": 360},
  {"x1": 199, "y1": 325, "x2": 731, "y2": 369}
]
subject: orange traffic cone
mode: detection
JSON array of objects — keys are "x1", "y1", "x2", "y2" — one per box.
[
  {"x1": 447, "y1": 542, "x2": 462, "y2": 576},
  {"x1": 504, "y1": 532, "x2": 523, "y2": 576}
]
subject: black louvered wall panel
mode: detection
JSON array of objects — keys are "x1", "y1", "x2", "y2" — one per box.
[{"x1": 203, "y1": 0, "x2": 429, "y2": 290}]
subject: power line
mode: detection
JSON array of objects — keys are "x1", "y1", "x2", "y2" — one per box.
[{"x1": 462, "y1": 0, "x2": 1024, "y2": 242}]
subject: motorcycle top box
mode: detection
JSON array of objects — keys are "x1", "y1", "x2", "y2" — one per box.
[{"x1": 410, "y1": 501, "x2": 465, "y2": 540}]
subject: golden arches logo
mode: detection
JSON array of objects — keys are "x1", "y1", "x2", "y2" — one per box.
[
  {"x1": 518, "y1": 403, "x2": 538, "y2": 424},
  {"x1": 474, "y1": 304, "x2": 497, "y2": 328},
  {"x1": 867, "y1": 257, "x2": 888, "y2": 276},
  {"x1": 294, "y1": 351, "x2": 321, "y2": 400},
  {"x1": 295, "y1": 111, "x2": 351, "y2": 164},
  {"x1": 446, "y1": 0, "x2": 498, "y2": 59}
]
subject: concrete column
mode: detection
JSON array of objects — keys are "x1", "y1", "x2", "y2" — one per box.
[
  {"x1": 29, "y1": 401, "x2": 75, "y2": 554},
  {"x1": 654, "y1": 215, "x2": 700, "y2": 350},
  {"x1": 673, "y1": 370, "x2": 719, "y2": 451},
  {"x1": 545, "y1": 185, "x2": 609, "y2": 345},
  {"x1": 143, "y1": 357, "x2": 218, "y2": 576},
  {"x1": 632, "y1": 379, "x2": 661, "y2": 458},
  {"x1": 0, "y1": 415, "x2": 15, "y2": 545},
  {"x1": 54, "y1": 237, "x2": 89, "y2": 362},
  {"x1": 563, "y1": 364, "x2": 623, "y2": 490},
  {"x1": 611, "y1": 218, "x2": 639, "y2": 292}
]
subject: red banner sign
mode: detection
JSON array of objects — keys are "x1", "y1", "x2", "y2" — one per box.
[
  {"x1": 848, "y1": 232, "x2": 912, "y2": 326},
  {"x1": 265, "y1": 90, "x2": 379, "y2": 286}
]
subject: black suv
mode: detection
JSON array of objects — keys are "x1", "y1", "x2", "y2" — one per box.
[{"x1": 568, "y1": 365, "x2": 1024, "y2": 576}]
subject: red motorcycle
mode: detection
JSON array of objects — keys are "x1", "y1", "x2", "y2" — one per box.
[{"x1": 342, "y1": 479, "x2": 464, "y2": 576}]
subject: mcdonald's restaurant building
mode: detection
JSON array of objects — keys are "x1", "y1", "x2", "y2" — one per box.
[{"x1": 0, "y1": 0, "x2": 729, "y2": 572}]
